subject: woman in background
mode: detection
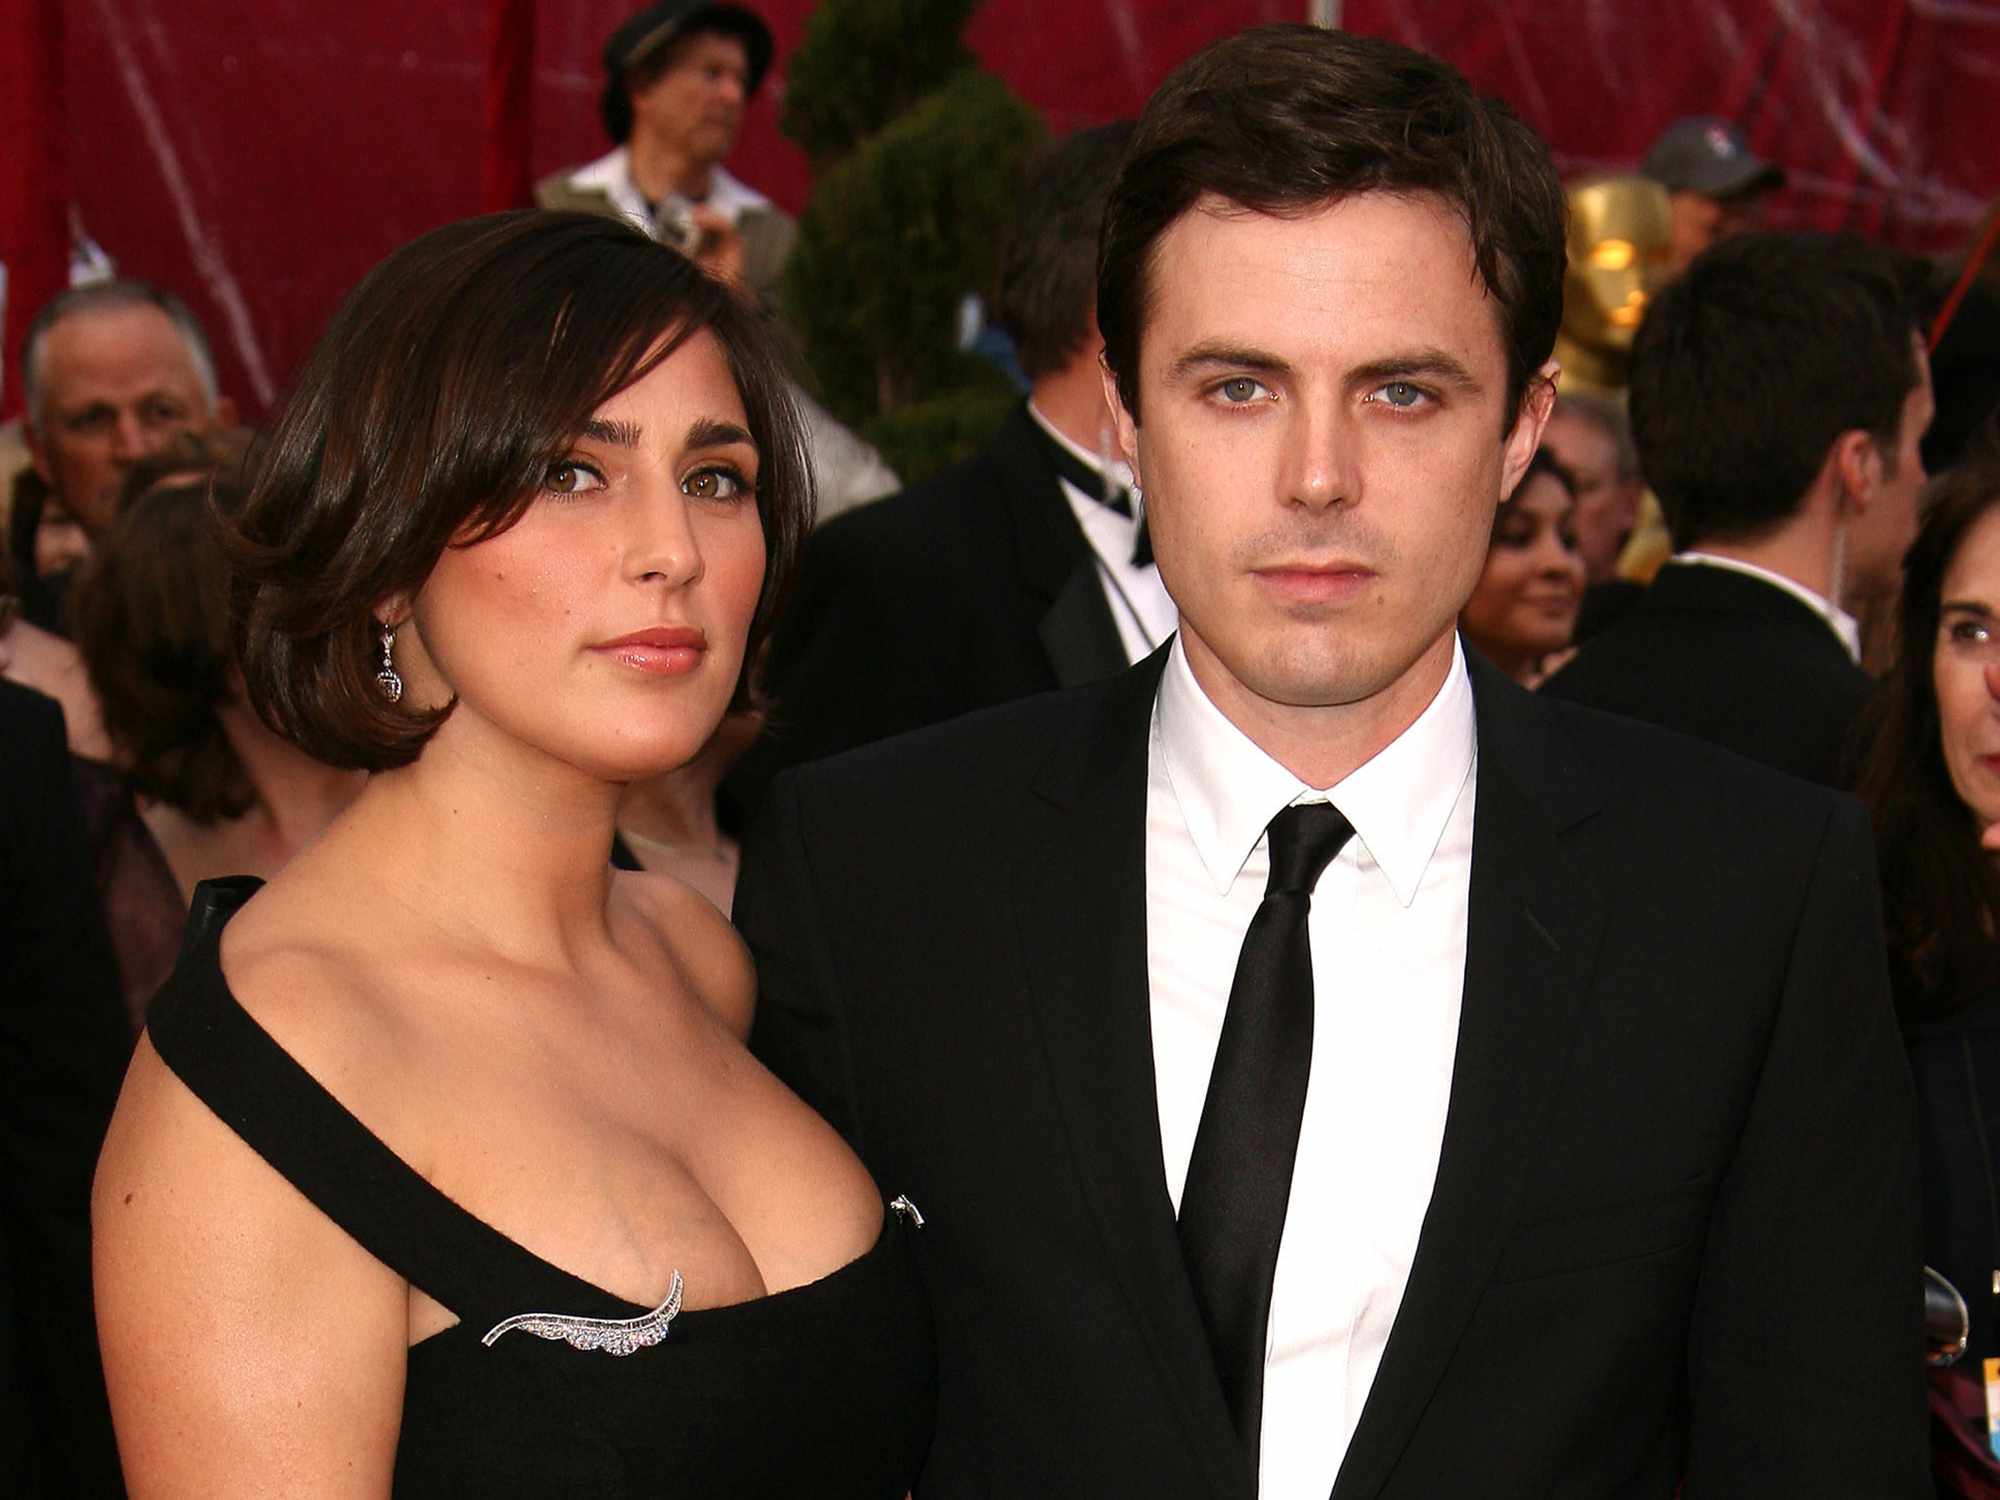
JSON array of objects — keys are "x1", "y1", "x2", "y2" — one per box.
[
  {"x1": 1458, "y1": 447, "x2": 1586, "y2": 686},
  {"x1": 1858, "y1": 425, "x2": 2000, "y2": 1497},
  {"x1": 93, "y1": 211, "x2": 933, "y2": 1496},
  {"x1": 73, "y1": 464, "x2": 363, "y2": 901}
]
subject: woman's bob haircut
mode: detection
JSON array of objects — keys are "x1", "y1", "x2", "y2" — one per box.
[{"x1": 229, "y1": 210, "x2": 813, "y2": 771}]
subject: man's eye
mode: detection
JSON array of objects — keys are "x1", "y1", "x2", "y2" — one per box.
[
  {"x1": 1215, "y1": 377, "x2": 1270, "y2": 405},
  {"x1": 1373, "y1": 381, "x2": 1428, "y2": 409},
  {"x1": 67, "y1": 410, "x2": 112, "y2": 433},
  {"x1": 142, "y1": 400, "x2": 187, "y2": 425},
  {"x1": 682, "y1": 465, "x2": 752, "y2": 501},
  {"x1": 543, "y1": 460, "x2": 605, "y2": 497}
]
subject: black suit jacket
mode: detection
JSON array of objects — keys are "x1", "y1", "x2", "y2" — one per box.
[
  {"x1": 0, "y1": 680, "x2": 133, "y2": 1496},
  {"x1": 736, "y1": 647, "x2": 1926, "y2": 1499},
  {"x1": 726, "y1": 402, "x2": 1127, "y2": 819},
  {"x1": 1540, "y1": 560, "x2": 1876, "y2": 787}
]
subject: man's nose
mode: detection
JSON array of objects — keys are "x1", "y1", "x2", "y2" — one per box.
[
  {"x1": 109, "y1": 410, "x2": 148, "y2": 461},
  {"x1": 1285, "y1": 405, "x2": 1352, "y2": 509}
]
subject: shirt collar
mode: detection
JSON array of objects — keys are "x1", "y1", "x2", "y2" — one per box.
[
  {"x1": 1154, "y1": 633, "x2": 1476, "y2": 906},
  {"x1": 1024, "y1": 399, "x2": 1135, "y2": 491},
  {"x1": 1672, "y1": 551, "x2": 1862, "y2": 661},
  {"x1": 565, "y1": 152, "x2": 771, "y2": 225}
]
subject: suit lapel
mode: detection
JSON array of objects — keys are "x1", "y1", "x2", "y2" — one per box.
[
  {"x1": 987, "y1": 403, "x2": 1134, "y2": 687},
  {"x1": 1040, "y1": 562, "x2": 1133, "y2": 687},
  {"x1": 1331, "y1": 658, "x2": 1610, "y2": 1500},
  {"x1": 1010, "y1": 648, "x2": 1247, "y2": 1500}
]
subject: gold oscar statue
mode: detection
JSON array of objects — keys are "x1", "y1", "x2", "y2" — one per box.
[
  {"x1": 1554, "y1": 176, "x2": 1674, "y2": 579},
  {"x1": 1554, "y1": 175, "x2": 1672, "y2": 400}
]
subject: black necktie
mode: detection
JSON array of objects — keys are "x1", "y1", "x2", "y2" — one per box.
[
  {"x1": 1177, "y1": 802, "x2": 1354, "y2": 1478},
  {"x1": 1030, "y1": 421, "x2": 1152, "y2": 567}
]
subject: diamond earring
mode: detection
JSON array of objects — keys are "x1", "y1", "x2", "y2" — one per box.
[{"x1": 375, "y1": 625, "x2": 403, "y2": 703}]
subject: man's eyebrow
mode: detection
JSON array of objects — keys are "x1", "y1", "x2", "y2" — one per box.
[
  {"x1": 685, "y1": 418, "x2": 753, "y2": 451},
  {"x1": 1346, "y1": 348, "x2": 1482, "y2": 391},
  {"x1": 579, "y1": 417, "x2": 641, "y2": 447},
  {"x1": 1166, "y1": 342, "x2": 1296, "y2": 383}
]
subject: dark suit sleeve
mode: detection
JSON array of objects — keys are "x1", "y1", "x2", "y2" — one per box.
[
  {"x1": 728, "y1": 509, "x2": 954, "y2": 823},
  {"x1": 1683, "y1": 797, "x2": 1928, "y2": 1497},
  {"x1": 0, "y1": 683, "x2": 134, "y2": 1497},
  {"x1": 737, "y1": 770, "x2": 865, "y2": 1152}
]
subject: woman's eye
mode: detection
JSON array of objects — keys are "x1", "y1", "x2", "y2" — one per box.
[
  {"x1": 682, "y1": 466, "x2": 752, "y2": 501},
  {"x1": 1948, "y1": 619, "x2": 1992, "y2": 646},
  {"x1": 1215, "y1": 377, "x2": 1270, "y2": 405},
  {"x1": 543, "y1": 461, "x2": 604, "y2": 497}
]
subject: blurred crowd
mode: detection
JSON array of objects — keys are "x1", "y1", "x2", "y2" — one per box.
[{"x1": 5, "y1": 1, "x2": 2000, "y2": 1495}]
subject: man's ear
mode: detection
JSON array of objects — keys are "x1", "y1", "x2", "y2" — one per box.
[
  {"x1": 212, "y1": 394, "x2": 239, "y2": 430},
  {"x1": 1829, "y1": 430, "x2": 1882, "y2": 516},
  {"x1": 1497, "y1": 359, "x2": 1561, "y2": 499},
  {"x1": 1099, "y1": 353, "x2": 1141, "y2": 489}
]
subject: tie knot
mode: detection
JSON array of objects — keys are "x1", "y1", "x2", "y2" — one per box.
[{"x1": 1263, "y1": 803, "x2": 1354, "y2": 897}]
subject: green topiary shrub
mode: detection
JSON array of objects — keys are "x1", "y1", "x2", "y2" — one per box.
[{"x1": 779, "y1": 0, "x2": 1043, "y2": 485}]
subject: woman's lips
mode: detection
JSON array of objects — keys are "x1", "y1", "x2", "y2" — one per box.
[{"x1": 590, "y1": 626, "x2": 708, "y2": 677}]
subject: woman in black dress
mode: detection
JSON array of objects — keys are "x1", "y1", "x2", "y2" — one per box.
[
  {"x1": 1858, "y1": 424, "x2": 2000, "y2": 1494},
  {"x1": 93, "y1": 212, "x2": 934, "y2": 1495}
]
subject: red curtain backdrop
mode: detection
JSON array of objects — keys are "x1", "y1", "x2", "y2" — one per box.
[
  {"x1": 0, "y1": 0, "x2": 69, "y2": 419},
  {"x1": 6, "y1": 0, "x2": 1993, "y2": 422}
]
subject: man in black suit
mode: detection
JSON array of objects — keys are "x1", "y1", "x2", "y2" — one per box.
[
  {"x1": 1541, "y1": 233, "x2": 1934, "y2": 785},
  {"x1": 726, "y1": 123, "x2": 1168, "y2": 815},
  {"x1": 0, "y1": 679, "x2": 134, "y2": 1495},
  {"x1": 738, "y1": 27, "x2": 1925, "y2": 1499}
]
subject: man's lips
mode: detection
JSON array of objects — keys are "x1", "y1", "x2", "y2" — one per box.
[
  {"x1": 590, "y1": 626, "x2": 708, "y2": 676},
  {"x1": 1252, "y1": 562, "x2": 1377, "y2": 604}
]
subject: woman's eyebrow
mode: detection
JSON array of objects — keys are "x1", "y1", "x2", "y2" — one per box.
[
  {"x1": 685, "y1": 418, "x2": 753, "y2": 450},
  {"x1": 579, "y1": 417, "x2": 641, "y2": 447}
]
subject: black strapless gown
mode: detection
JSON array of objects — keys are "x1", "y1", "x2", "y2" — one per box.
[{"x1": 145, "y1": 878, "x2": 936, "y2": 1496}]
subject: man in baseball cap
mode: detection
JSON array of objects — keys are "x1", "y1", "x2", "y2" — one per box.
[
  {"x1": 1641, "y1": 115, "x2": 1785, "y2": 276},
  {"x1": 536, "y1": 2, "x2": 794, "y2": 302}
]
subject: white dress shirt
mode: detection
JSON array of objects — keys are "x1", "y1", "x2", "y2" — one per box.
[
  {"x1": 562, "y1": 147, "x2": 773, "y2": 241},
  {"x1": 1147, "y1": 634, "x2": 1477, "y2": 1500},
  {"x1": 1672, "y1": 550, "x2": 1862, "y2": 662},
  {"x1": 1026, "y1": 401, "x2": 1177, "y2": 663}
]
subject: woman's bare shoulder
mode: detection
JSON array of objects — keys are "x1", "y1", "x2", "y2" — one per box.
[
  {"x1": 207, "y1": 868, "x2": 440, "y2": 1151},
  {"x1": 93, "y1": 1031, "x2": 409, "y2": 1493},
  {"x1": 613, "y1": 868, "x2": 757, "y2": 1040}
]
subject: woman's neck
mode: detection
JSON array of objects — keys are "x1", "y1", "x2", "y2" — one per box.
[
  {"x1": 309, "y1": 709, "x2": 631, "y2": 967},
  {"x1": 619, "y1": 762, "x2": 727, "y2": 854},
  {"x1": 218, "y1": 701, "x2": 366, "y2": 854}
]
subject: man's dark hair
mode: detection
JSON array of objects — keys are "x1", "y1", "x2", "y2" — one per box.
[
  {"x1": 229, "y1": 210, "x2": 812, "y2": 771},
  {"x1": 995, "y1": 122, "x2": 1134, "y2": 383},
  {"x1": 1630, "y1": 232, "x2": 1925, "y2": 549},
  {"x1": 1097, "y1": 24, "x2": 1566, "y2": 426}
]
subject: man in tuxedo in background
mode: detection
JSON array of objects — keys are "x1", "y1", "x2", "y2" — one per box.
[
  {"x1": 738, "y1": 25, "x2": 1925, "y2": 1499},
  {"x1": 725, "y1": 122, "x2": 1167, "y2": 816},
  {"x1": 1543, "y1": 232, "x2": 1932, "y2": 786}
]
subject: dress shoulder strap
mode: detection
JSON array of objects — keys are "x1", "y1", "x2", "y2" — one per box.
[{"x1": 147, "y1": 878, "x2": 649, "y2": 1330}]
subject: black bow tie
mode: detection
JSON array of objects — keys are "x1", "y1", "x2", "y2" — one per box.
[{"x1": 1031, "y1": 422, "x2": 1153, "y2": 567}]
